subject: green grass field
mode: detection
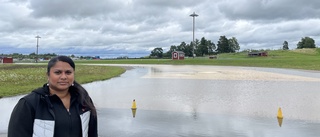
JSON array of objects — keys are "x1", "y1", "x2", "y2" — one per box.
[
  {"x1": 74, "y1": 48, "x2": 320, "y2": 71},
  {"x1": 0, "y1": 64, "x2": 126, "y2": 98}
]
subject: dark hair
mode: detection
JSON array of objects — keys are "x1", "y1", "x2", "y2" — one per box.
[
  {"x1": 47, "y1": 56, "x2": 75, "y2": 74},
  {"x1": 47, "y1": 56, "x2": 97, "y2": 117}
]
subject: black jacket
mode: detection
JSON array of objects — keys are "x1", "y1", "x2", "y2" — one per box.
[{"x1": 8, "y1": 84, "x2": 98, "y2": 137}]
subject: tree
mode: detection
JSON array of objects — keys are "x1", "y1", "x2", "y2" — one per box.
[
  {"x1": 283, "y1": 41, "x2": 289, "y2": 50},
  {"x1": 229, "y1": 37, "x2": 240, "y2": 52},
  {"x1": 191, "y1": 39, "x2": 200, "y2": 57},
  {"x1": 216, "y1": 36, "x2": 230, "y2": 53},
  {"x1": 165, "y1": 45, "x2": 177, "y2": 58},
  {"x1": 197, "y1": 37, "x2": 208, "y2": 56},
  {"x1": 207, "y1": 40, "x2": 216, "y2": 55},
  {"x1": 29, "y1": 52, "x2": 37, "y2": 59},
  {"x1": 165, "y1": 42, "x2": 194, "y2": 58},
  {"x1": 150, "y1": 47, "x2": 163, "y2": 58},
  {"x1": 178, "y1": 42, "x2": 193, "y2": 57},
  {"x1": 184, "y1": 43, "x2": 193, "y2": 57},
  {"x1": 196, "y1": 37, "x2": 216, "y2": 56},
  {"x1": 297, "y1": 37, "x2": 316, "y2": 49}
]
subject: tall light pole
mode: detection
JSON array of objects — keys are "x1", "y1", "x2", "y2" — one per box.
[
  {"x1": 190, "y1": 12, "x2": 198, "y2": 58},
  {"x1": 35, "y1": 35, "x2": 41, "y2": 63}
]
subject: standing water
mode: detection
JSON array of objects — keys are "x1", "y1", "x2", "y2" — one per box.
[{"x1": 1, "y1": 65, "x2": 320, "y2": 137}]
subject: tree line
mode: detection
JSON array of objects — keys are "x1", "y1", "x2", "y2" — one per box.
[
  {"x1": 0, "y1": 53, "x2": 95, "y2": 60},
  {"x1": 0, "y1": 53, "x2": 58, "y2": 60},
  {"x1": 151, "y1": 36, "x2": 317, "y2": 58},
  {"x1": 283, "y1": 37, "x2": 317, "y2": 50},
  {"x1": 150, "y1": 36, "x2": 240, "y2": 58},
  {"x1": 0, "y1": 36, "x2": 317, "y2": 59}
]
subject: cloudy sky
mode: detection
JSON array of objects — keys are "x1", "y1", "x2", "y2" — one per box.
[{"x1": 1, "y1": 0, "x2": 320, "y2": 58}]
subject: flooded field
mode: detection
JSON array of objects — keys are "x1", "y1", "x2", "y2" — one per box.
[{"x1": 1, "y1": 65, "x2": 320, "y2": 137}]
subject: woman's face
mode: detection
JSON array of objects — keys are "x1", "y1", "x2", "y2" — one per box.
[{"x1": 47, "y1": 61, "x2": 75, "y2": 93}]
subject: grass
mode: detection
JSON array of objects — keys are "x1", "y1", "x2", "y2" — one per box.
[
  {"x1": 0, "y1": 64, "x2": 126, "y2": 98},
  {"x1": 74, "y1": 48, "x2": 320, "y2": 71}
]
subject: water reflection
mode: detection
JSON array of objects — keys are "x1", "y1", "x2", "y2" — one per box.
[
  {"x1": 98, "y1": 108, "x2": 320, "y2": 137},
  {"x1": 0, "y1": 95, "x2": 22, "y2": 134},
  {"x1": 85, "y1": 65, "x2": 320, "y2": 137},
  {"x1": 1, "y1": 65, "x2": 320, "y2": 137},
  {"x1": 278, "y1": 117, "x2": 283, "y2": 127}
]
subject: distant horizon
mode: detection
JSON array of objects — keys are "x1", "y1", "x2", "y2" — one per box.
[
  {"x1": 2, "y1": 47, "x2": 318, "y2": 56},
  {"x1": 0, "y1": 52, "x2": 150, "y2": 59}
]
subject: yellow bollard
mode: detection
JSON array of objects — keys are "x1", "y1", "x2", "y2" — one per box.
[
  {"x1": 131, "y1": 99, "x2": 137, "y2": 118},
  {"x1": 277, "y1": 107, "x2": 283, "y2": 119},
  {"x1": 132, "y1": 99, "x2": 137, "y2": 109}
]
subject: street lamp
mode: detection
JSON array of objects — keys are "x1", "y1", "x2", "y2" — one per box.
[
  {"x1": 35, "y1": 35, "x2": 41, "y2": 63},
  {"x1": 190, "y1": 12, "x2": 198, "y2": 58}
]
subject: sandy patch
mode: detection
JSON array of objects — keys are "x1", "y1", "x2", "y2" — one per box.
[{"x1": 142, "y1": 65, "x2": 320, "y2": 81}]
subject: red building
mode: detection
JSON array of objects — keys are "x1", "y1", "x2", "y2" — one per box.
[
  {"x1": 0, "y1": 56, "x2": 13, "y2": 63},
  {"x1": 172, "y1": 51, "x2": 185, "y2": 60}
]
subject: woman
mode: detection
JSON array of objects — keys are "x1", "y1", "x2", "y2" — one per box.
[{"x1": 8, "y1": 56, "x2": 98, "y2": 137}]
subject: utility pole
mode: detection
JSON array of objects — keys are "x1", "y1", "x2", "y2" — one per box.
[
  {"x1": 190, "y1": 12, "x2": 198, "y2": 58},
  {"x1": 35, "y1": 35, "x2": 41, "y2": 63}
]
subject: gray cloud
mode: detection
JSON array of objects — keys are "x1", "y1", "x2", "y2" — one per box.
[
  {"x1": 1, "y1": 0, "x2": 320, "y2": 58},
  {"x1": 29, "y1": 0, "x2": 122, "y2": 18},
  {"x1": 218, "y1": 0, "x2": 320, "y2": 20}
]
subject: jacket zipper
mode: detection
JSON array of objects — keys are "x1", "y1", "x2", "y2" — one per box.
[{"x1": 68, "y1": 108, "x2": 72, "y2": 137}]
